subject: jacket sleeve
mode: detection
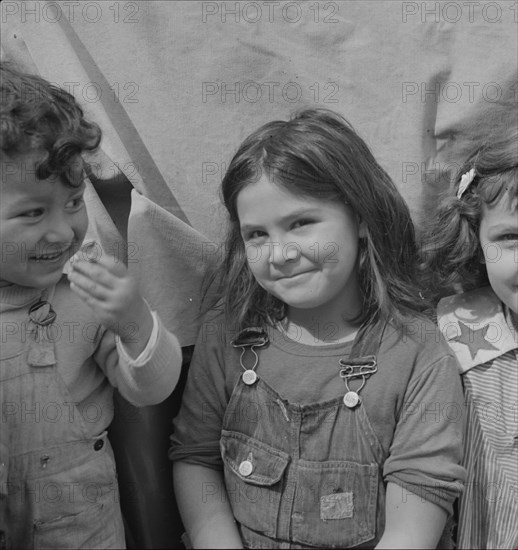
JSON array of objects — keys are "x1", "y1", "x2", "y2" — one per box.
[{"x1": 94, "y1": 312, "x2": 182, "y2": 406}]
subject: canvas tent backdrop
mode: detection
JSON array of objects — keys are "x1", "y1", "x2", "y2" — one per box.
[{"x1": 1, "y1": 1, "x2": 517, "y2": 547}]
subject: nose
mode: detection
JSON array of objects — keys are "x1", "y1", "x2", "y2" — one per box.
[
  {"x1": 43, "y1": 212, "x2": 76, "y2": 244},
  {"x1": 268, "y1": 241, "x2": 301, "y2": 265}
]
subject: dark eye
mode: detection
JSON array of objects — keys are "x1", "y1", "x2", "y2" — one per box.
[
  {"x1": 21, "y1": 208, "x2": 44, "y2": 218},
  {"x1": 501, "y1": 233, "x2": 518, "y2": 241},
  {"x1": 67, "y1": 196, "x2": 85, "y2": 210},
  {"x1": 245, "y1": 229, "x2": 267, "y2": 240},
  {"x1": 292, "y1": 219, "x2": 313, "y2": 229}
]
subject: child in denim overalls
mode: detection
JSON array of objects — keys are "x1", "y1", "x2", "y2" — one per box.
[
  {"x1": 170, "y1": 108, "x2": 466, "y2": 548},
  {"x1": 0, "y1": 63, "x2": 182, "y2": 549},
  {"x1": 422, "y1": 129, "x2": 518, "y2": 549}
]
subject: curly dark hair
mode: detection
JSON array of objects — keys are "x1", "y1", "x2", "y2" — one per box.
[
  {"x1": 0, "y1": 61, "x2": 101, "y2": 186},
  {"x1": 420, "y1": 127, "x2": 518, "y2": 304},
  {"x1": 208, "y1": 108, "x2": 429, "y2": 331}
]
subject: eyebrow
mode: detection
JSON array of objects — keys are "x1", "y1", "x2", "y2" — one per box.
[
  {"x1": 487, "y1": 223, "x2": 518, "y2": 234},
  {"x1": 5, "y1": 183, "x2": 86, "y2": 208},
  {"x1": 5, "y1": 193, "x2": 48, "y2": 209},
  {"x1": 240, "y1": 208, "x2": 319, "y2": 232}
]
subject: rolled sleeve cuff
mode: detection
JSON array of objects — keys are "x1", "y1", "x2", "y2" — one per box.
[
  {"x1": 385, "y1": 470, "x2": 465, "y2": 516},
  {"x1": 168, "y1": 440, "x2": 222, "y2": 470},
  {"x1": 116, "y1": 309, "x2": 160, "y2": 366}
]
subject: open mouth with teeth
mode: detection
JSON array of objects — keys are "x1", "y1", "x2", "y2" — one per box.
[{"x1": 29, "y1": 249, "x2": 70, "y2": 262}]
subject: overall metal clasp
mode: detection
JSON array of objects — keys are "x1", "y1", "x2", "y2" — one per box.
[{"x1": 231, "y1": 328, "x2": 268, "y2": 385}]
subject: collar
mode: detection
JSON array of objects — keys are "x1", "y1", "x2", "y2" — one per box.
[
  {"x1": 0, "y1": 284, "x2": 44, "y2": 310},
  {"x1": 437, "y1": 287, "x2": 518, "y2": 373},
  {"x1": 0, "y1": 277, "x2": 62, "y2": 311},
  {"x1": 0, "y1": 281, "x2": 61, "y2": 367}
]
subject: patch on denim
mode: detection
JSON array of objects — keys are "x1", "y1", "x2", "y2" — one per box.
[{"x1": 320, "y1": 491, "x2": 354, "y2": 520}]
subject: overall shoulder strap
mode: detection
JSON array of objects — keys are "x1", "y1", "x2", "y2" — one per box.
[
  {"x1": 346, "y1": 316, "x2": 389, "y2": 364},
  {"x1": 231, "y1": 327, "x2": 269, "y2": 348}
]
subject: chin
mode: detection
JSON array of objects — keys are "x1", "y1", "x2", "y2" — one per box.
[
  {"x1": 284, "y1": 298, "x2": 324, "y2": 310},
  {"x1": 497, "y1": 290, "x2": 518, "y2": 314},
  {"x1": 21, "y1": 271, "x2": 65, "y2": 290}
]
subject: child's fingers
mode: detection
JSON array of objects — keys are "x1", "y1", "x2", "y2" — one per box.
[
  {"x1": 70, "y1": 241, "x2": 127, "y2": 278},
  {"x1": 68, "y1": 264, "x2": 113, "y2": 297},
  {"x1": 69, "y1": 279, "x2": 106, "y2": 306},
  {"x1": 70, "y1": 258, "x2": 119, "y2": 289},
  {"x1": 82, "y1": 252, "x2": 128, "y2": 278},
  {"x1": 70, "y1": 240, "x2": 99, "y2": 264}
]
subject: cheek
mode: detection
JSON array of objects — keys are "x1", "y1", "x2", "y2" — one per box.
[
  {"x1": 487, "y1": 252, "x2": 517, "y2": 278},
  {"x1": 316, "y1": 242, "x2": 342, "y2": 266},
  {"x1": 480, "y1": 240, "x2": 501, "y2": 264},
  {"x1": 1, "y1": 224, "x2": 38, "y2": 256},
  {"x1": 75, "y1": 211, "x2": 89, "y2": 240},
  {"x1": 245, "y1": 243, "x2": 262, "y2": 265},
  {"x1": 245, "y1": 244, "x2": 270, "y2": 275},
  {"x1": 246, "y1": 256, "x2": 267, "y2": 283}
]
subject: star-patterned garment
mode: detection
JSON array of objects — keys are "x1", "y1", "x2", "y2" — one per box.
[{"x1": 438, "y1": 287, "x2": 518, "y2": 549}]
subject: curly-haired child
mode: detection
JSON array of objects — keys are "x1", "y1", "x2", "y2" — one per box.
[
  {"x1": 422, "y1": 128, "x2": 518, "y2": 549},
  {"x1": 0, "y1": 62, "x2": 182, "y2": 549}
]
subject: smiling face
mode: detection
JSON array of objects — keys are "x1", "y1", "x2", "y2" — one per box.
[
  {"x1": 0, "y1": 150, "x2": 88, "y2": 289},
  {"x1": 479, "y1": 192, "x2": 518, "y2": 315},
  {"x1": 236, "y1": 176, "x2": 363, "y2": 324}
]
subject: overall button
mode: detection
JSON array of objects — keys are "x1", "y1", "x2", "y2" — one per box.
[
  {"x1": 242, "y1": 370, "x2": 257, "y2": 385},
  {"x1": 94, "y1": 439, "x2": 104, "y2": 451},
  {"x1": 343, "y1": 391, "x2": 360, "y2": 408},
  {"x1": 238, "y1": 460, "x2": 253, "y2": 477}
]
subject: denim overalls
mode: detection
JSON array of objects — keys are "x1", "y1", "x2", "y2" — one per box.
[
  {"x1": 221, "y1": 320, "x2": 388, "y2": 549},
  {"x1": 0, "y1": 294, "x2": 125, "y2": 549}
]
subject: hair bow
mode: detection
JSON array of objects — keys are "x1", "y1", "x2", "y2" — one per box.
[{"x1": 456, "y1": 168, "x2": 476, "y2": 199}]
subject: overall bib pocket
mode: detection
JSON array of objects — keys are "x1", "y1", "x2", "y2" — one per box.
[
  {"x1": 291, "y1": 459, "x2": 379, "y2": 547},
  {"x1": 221, "y1": 430, "x2": 289, "y2": 539}
]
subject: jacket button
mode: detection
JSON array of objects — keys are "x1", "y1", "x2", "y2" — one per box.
[
  {"x1": 94, "y1": 439, "x2": 104, "y2": 451},
  {"x1": 238, "y1": 460, "x2": 253, "y2": 477}
]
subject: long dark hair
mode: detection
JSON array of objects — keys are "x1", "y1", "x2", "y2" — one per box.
[
  {"x1": 420, "y1": 127, "x2": 518, "y2": 303},
  {"x1": 210, "y1": 108, "x2": 427, "y2": 330}
]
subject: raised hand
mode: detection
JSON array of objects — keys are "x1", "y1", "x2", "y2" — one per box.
[{"x1": 68, "y1": 244, "x2": 153, "y2": 358}]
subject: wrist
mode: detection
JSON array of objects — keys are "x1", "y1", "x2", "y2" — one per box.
[{"x1": 118, "y1": 301, "x2": 154, "y2": 357}]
